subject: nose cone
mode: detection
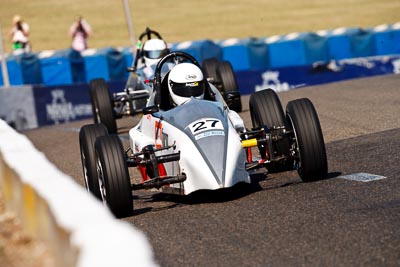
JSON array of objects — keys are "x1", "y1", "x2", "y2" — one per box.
[
  {"x1": 190, "y1": 125, "x2": 249, "y2": 188},
  {"x1": 195, "y1": 133, "x2": 226, "y2": 185}
]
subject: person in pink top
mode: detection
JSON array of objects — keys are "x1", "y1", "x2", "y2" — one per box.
[{"x1": 69, "y1": 16, "x2": 92, "y2": 52}]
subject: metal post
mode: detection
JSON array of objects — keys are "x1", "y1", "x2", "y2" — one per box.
[
  {"x1": 0, "y1": 23, "x2": 10, "y2": 88},
  {"x1": 122, "y1": 0, "x2": 137, "y2": 55}
]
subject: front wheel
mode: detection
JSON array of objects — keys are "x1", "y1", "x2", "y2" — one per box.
[
  {"x1": 249, "y1": 89, "x2": 285, "y2": 129},
  {"x1": 286, "y1": 98, "x2": 328, "y2": 182},
  {"x1": 249, "y1": 89, "x2": 291, "y2": 172},
  {"x1": 89, "y1": 78, "x2": 117, "y2": 134},
  {"x1": 95, "y1": 135, "x2": 132, "y2": 218},
  {"x1": 79, "y1": 124, "x2": 108, "y2": 200}
]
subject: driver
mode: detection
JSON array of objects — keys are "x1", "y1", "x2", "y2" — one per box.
[
  {"x1": 143, "y1": 39, "x2": 168, "y2": 67},
  {"x1": 167, "y1": 62, "x2": 245, "y2": 132},
  {"x1": 139, "y1": 39, "x2": 170, "y2": 79},
  {"x1": 168, "y1": 63, "x2": 206, "y2": 106}
]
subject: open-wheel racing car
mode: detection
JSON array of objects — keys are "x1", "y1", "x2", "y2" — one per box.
[
  {"x1": 79, "y1": 51, "x2": 328, "y2": 218},
  {"x1": 89, "y1": 28, "x2": 242, "y2": 134}
]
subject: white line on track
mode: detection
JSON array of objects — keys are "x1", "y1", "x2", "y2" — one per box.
[{"x1": 337, "y1": 173, "x2": 386, "y2": 182}]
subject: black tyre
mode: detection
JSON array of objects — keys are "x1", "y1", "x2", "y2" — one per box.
[
  {"x1": 216, "y1": 61, "x2": 237, "y2": 92},
  {"x1": 89, "y1": 78, "x2": 117, "y2": 134},
  {"x1": 202, "y1": 57, "x2": 219, "y2": 82},
  {"x1": 217, "y1": 61, "x2": 242, "y2": 112},
  {"x1": 249, "y1": 89, "x2": 292, "y2": 172},
  {"x1": 79, "y1": 124, "x2": 108, "y2": 200},
  {"x1": 286, "y1": 98, "x2": 328, "y2": 182},
  {"x1": 95, "y1": 135, "x2": 132, "y2": 218},
  {"x1": 249, "y1": 89, "x2": 285, "y2": 129}
]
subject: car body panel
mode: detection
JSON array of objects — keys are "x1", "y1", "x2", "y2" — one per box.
[{"x1": 129, "y1": 98, "x2": 250, "y2": 195}]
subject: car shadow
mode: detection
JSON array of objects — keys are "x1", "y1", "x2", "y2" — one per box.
[
  {"x1": 131, "y1": 178, "x2": 264, "y2": 210},
  {"x1": 327, "y1": 171, "x2": 342, "y2": 179},
  {"x1": 125, "y1": 171, "x2": 342, "y2": 217},
  {"x1": 300, "y1": 171, "x2": 342, "y2": 183}
]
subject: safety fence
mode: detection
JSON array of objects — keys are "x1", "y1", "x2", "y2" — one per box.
[
  {"x1": 0, "y1": 119, "x2": 158, "y2": 267},
  {"x1": 1, "y1": 53, "x2": 399, "y2": 132},
  {"x1": 1, "y1": 22, "x2": 399, "y2": 87},
  {"x1": 1, "y1": 22, "x2": 400, "y2": 131}
]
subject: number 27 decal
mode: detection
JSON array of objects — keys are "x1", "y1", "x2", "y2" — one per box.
[{"x1": 188, "y1": 118, "x2": 223, "y2": 135}]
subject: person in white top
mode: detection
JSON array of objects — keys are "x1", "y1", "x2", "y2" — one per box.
[
  {"x1": 8, "y1": 15, "x2": 30, "y2": 54},
  {"x1": 69, "y1": 16, "x2": 92, "y2": 52}
]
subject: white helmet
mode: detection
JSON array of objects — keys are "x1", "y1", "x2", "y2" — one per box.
[
  {"x1": 168, "y1": 63, "x2": 205, "y2": 106},
  {"x1": 143, "y1": 39, "x2": 168, "y2": 66}
]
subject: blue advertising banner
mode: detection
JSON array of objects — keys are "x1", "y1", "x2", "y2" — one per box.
[
  {"x1": 33, "y1": 83, "x2": 92, "y2": 126},
  {"x1": 32, "y1": 81, "x2": 125, "y2": 127},
  {"x1": 236, "y1": 55, "x2": 400, "y2": 94}
]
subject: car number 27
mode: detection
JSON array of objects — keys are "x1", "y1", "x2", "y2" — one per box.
[{"x1": 188, "y1": 118, "x2": 223, "y2": 135}]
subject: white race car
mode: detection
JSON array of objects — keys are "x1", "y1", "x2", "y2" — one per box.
[{"x1": 79, "y1": 52, "x2": 328, "y2": 218}]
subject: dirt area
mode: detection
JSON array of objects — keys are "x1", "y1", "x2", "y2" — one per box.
[{"x1": 0, "y1": 192, "x2": 54, "y2": 267}]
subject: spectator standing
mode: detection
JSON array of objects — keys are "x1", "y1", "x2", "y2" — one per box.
[
  {"x1": 69, "y1": 16, "x2": 92, "y2": 52},
  {"x1": 8, "y1": 15, "x2": 30, "y2": 54}
]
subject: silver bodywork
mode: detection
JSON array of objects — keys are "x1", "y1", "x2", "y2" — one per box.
[{"x1": 129, "y1": 87, "x2": 250, "y2": 195}]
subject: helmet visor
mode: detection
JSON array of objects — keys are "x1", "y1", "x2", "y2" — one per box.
[
  {"x1": 170, "y1": 80, "x2": 205, "y2": 97},
  {"x1": 144, "y1": 49, "x2": 168, "y2": 59}
]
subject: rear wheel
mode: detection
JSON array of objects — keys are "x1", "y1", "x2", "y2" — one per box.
[
  {"x1": 217, "y1": 61, "x2": 242, "y2": 112},
  {"x1": 286, "y1": 98, "x2": 328, "y2": 182},
  {"x1": 79, "y1": 124, "x2": 108, "y2": 200},
  {"x1": 95, "y1": 135, "x2": 132, "y2": 218},
  {"x1": 202, "y1": 57, "x2": 219, "y2": 82},
  {"x1": 89, "y1": 78, "x2": 117, "y2": 134},
  {"x1": 217, "y1": 61, "x2": 237, "y2": 92}
]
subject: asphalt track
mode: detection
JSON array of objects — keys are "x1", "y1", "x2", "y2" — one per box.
[{"x1": 24, "y1": 74, "x2": 400, "y2": 267}]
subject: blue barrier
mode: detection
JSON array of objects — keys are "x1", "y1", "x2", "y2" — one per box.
[
  {"x1": 15, "y1": 53, "x2": 43, "y2": 85},
  {"x1": 171, "y1": 39, "x2": 222, "y2": 64},
  {"x1": 68, "y1": 49, "x2": 86, "y2": 83},
  {"x1": 39, "y1": 49, "x2": 74, "y2": 85},
  {"x1": 326, "y1": 28, "x2": 354, "y2": 60},
  {"x1": 2, "y1": 22, "x2": 400, "y2": 86},
  {"x1": 348, "y1": 28, "x2": 376, "y2": 58},
  {"x1": 217, "y1": 38, "x2": 251, "y2": 71},
  {"x1": 247, "y1": 37, "x2": 270, "y2": 69},
  {"x1": 218, "y1": 37, "x2": 271, "y2": 71},
  {"x1": 303, "y1": 32, "x2": 330, "y2": 64},
  {"x1": 268, "y1": 32, "x2": 331, "y2": 68},
  {"x1": 82, "y1": 49, "x2": 109, "y2": 83},
  {"x1": 0, "y1": 57, "x2": 23, "y2": 86},
  {"x1": 102, "y1": 47, "x2": 127, "y2": 81},
  {"x1": 373, "y1": 24, "x2": 400, "y2": 55},
  {"x1": 82, "y1": 47, "x2": 127, "y2": 82},
  {"x1": 268, "y1": 33, "x2": 308, "y2": 67}
]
